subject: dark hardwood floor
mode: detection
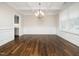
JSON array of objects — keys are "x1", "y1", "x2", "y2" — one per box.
[{"x1": 0, "y1": 35, "x2": 79, "y2": 56}]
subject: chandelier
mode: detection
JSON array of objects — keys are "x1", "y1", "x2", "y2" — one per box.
[{"x1": 34, "y1": 3, "x2": 44, "y2": 19}]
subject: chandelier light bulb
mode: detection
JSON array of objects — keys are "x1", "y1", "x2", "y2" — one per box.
[{"x1": 40, "y1": 10, "x2": 44, "y2": 16}]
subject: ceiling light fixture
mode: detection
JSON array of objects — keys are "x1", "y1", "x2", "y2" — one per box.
[{"x1": 34, "y1": 3, "x2": 44, "y2": 19}]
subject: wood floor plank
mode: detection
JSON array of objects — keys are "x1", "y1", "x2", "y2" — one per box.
[{"x1": 0, "y1": 35, "x2": 79, "y2": 56}]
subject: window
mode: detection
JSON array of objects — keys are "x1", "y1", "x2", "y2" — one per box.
[{"x1": 14, "y1": 15, "x2": 19, "y2": 24}]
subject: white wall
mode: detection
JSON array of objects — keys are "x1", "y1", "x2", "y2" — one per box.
[
  {"x1": 22, "y1": 15, "x2": 57, "y2": 34},
  {"x1": 0, "y1": 3, "x2": 22, "y2": 46},
  {"x1": 57, "y1": 3, "x2": 79, "y2": 46}
]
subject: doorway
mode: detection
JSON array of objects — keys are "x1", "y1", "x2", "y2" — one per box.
[{"x1": 14, "y1": 15, "x2": 19, "y2": 40}]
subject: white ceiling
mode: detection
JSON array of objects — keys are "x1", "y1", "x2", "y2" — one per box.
[{"x1": 7, "y1": 2, "x2": 65, "y2": 15}]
